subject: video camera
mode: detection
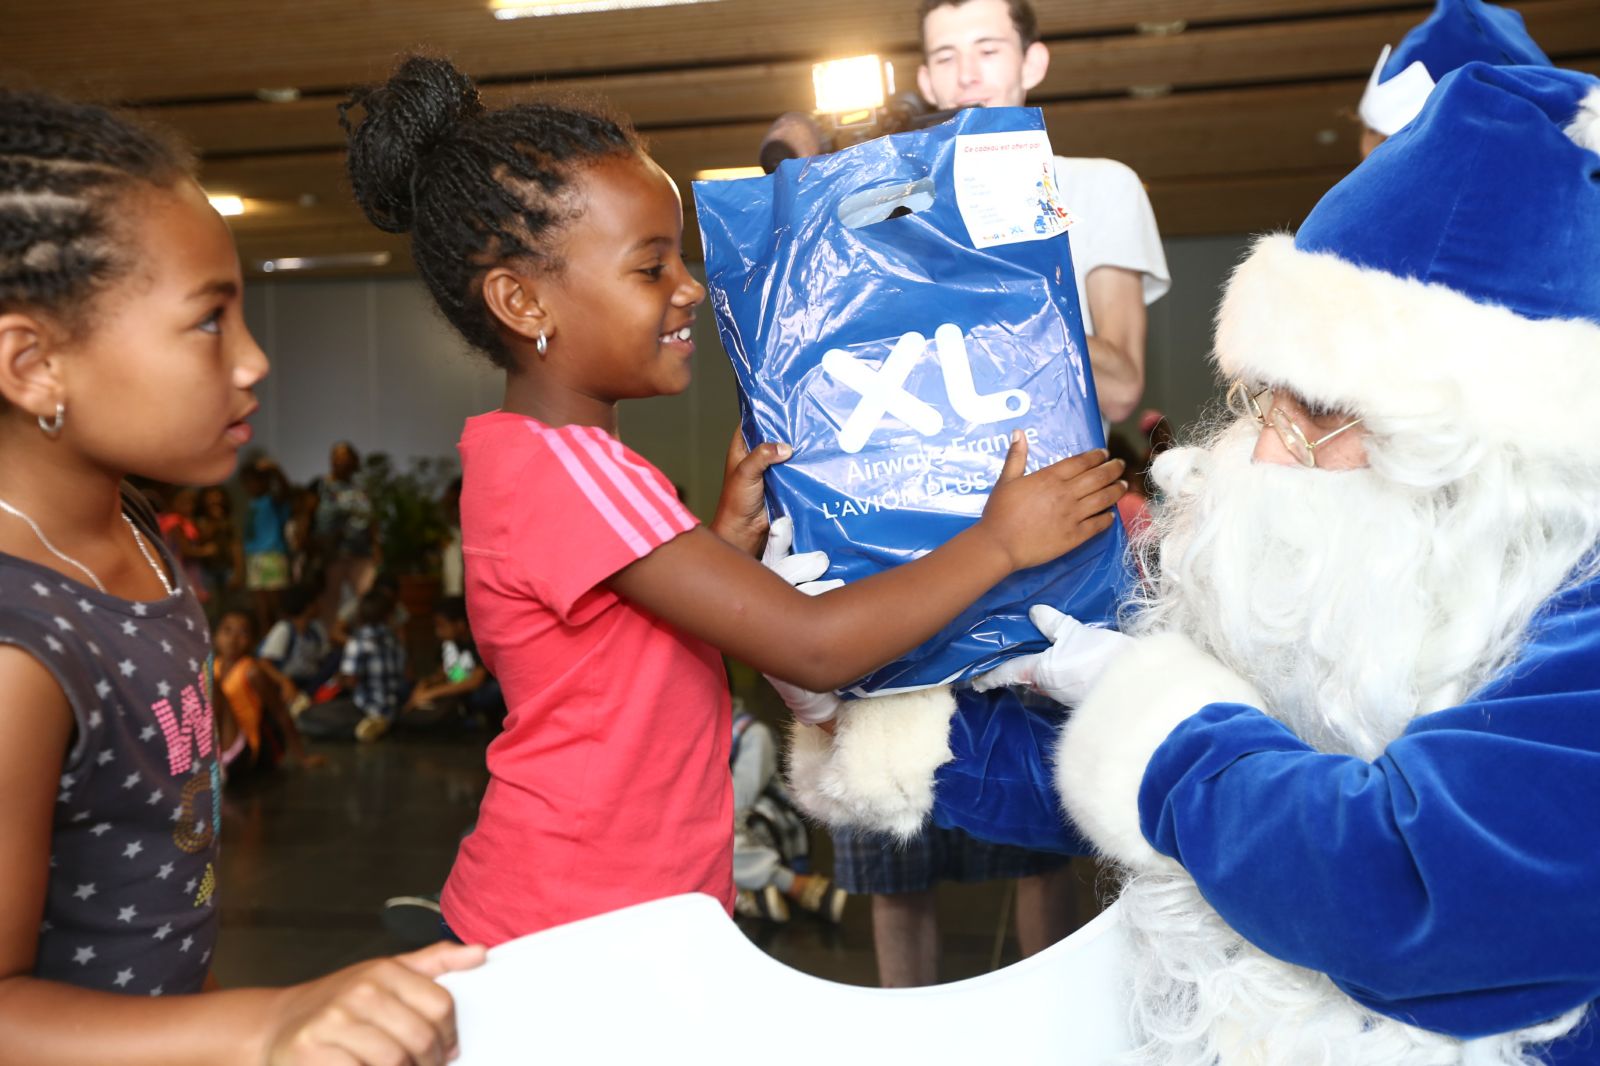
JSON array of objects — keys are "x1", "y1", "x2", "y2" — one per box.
[{"x1": 757, "y1": 55, "x2": 963, "y2": 172}]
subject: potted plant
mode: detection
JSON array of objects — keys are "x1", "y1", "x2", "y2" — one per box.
[{"x1": 360, "y1": 453, "x2": 456, "y2": 646}]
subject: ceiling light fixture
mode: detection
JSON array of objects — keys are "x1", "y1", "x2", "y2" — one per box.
[
  {"x1": 255, "y1": 87, "x2": 302, "y2": 103},
  {"x1": 490, "y1": 0, "x2": 723, "y2": 19},
  {"x1": 259, "y1": 252, "x2": 393, "y2": 273},
  {"x1": 694, "y1": 166, "x2": 766, "y2": 181},
  {"x1": 208, "y1": 195, "x2": 245, "y2": 216}
]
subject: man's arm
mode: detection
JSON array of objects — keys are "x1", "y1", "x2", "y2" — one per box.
[
  {"x1": 1136, "y1": 697, "x2": 1600, "y2": 1039},
  {"x1": 1083, "y1": 265, "x2": 1148, "y2": 423}
]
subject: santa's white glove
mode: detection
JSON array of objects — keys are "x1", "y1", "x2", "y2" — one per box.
[
  {"x1": 760, "y1": 516, "x2": 844, "y2": 724},
  {"x1": 970, "y1": 605, "x2": 1133, "y2": 706},
  {"x1": 761, "y1": 516, "x2": 844, "y2": 596}
]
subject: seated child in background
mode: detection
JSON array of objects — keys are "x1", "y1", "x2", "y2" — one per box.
[
  {"x1": 401, "y1": 596, "x2": 504, "y2": 731},
  {"x1": 240, "y1": 461, "x2": 292, "y2": 632},
  {"x1": 731, "y1": 705, "x2": 847, "y2": 924},
  {"x1": 257, "y1": 582, "x2": 335, "y2": 709},
  {"x1": 298, "y1": 588, "x2": 407, "y2": 743},
  {"x1": 214, "y1": 609, "x2": 323, "y2": 776}
]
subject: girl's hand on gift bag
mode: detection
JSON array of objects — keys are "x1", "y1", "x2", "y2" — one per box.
[
  {"x1": 711, "y1": 428, "x2": 794, "y2": 557},
  {"x1": 971, "y1": 605, "x2": 1132, "y2": 706},
  {"x1": 977, "y1": 434, "x2": 1126, "y2": 571}
]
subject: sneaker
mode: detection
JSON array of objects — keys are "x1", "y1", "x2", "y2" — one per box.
[
  {"x1": 382, "y1": 894, "x2": 444, "y2": 946},
  {"x1": 793, "y1": 875, "x2": 848, "y2": 924},
  {"x1": 355, "y1": 714, "x2": 391, "y2": 743},
  {"x1": 733, "y1": 884, "x2": 790, "y2": 923}
]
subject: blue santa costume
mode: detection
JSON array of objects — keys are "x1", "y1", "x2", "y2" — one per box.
[{"x1": 788, "y1": 63, "x2": 1600, "y2": 1064}]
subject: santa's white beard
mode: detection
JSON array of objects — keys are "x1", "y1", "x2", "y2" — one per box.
[{"x1": 1107, "y1": 419, "x2": 1600, "y2": 1066}]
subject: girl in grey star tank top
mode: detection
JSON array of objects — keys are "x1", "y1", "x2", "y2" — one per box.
[{"x1": 0, "y1": 84, "x2": 481, "y2": 1064}]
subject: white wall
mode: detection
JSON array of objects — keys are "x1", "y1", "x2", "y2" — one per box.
[
  {"x1": 1137, "y1": 233, "x2": 1255, "y2": 438},
  {"x1": 241, "y1": 236, "x2": 1250, "y2": 514}
]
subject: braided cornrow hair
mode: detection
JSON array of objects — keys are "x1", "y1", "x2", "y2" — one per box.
[
  {"x1": 0, "y1": 89, "x2": 194, "y2": 336},
  {"x1": 341, "y1": 56, "x2": 642, "y2": 370}
]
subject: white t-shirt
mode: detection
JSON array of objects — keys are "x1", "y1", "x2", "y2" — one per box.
[
  {"x1": 258, "y1": 618, "x2": 330, "y2": 682},
  {"x1": 1052, "y1": 156, "x2": 1170, "y2": 337}
]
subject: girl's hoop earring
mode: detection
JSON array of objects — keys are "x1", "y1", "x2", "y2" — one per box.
[
  {"x1": 536, "y1": 330, "x2": 549, "y2": 356},
  {"x1": 38, "y1": 402, "x2": 65, "y2": 438}
]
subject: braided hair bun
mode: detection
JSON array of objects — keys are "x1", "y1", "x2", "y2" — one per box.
[
  {"x1": 340, "y1": 56, "x2": 641, "y2": 369},
  {"x1": 340, "y1": 56, "x2": 484, "y2": 235}
]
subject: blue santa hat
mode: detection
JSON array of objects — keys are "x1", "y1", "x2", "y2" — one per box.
[
  {"x1": 1358, "y1": 0, "x2": 1551, "y2": 137},
  {"x1": 1217, "y1": 62, "x2": 1600, "y2": 459}
]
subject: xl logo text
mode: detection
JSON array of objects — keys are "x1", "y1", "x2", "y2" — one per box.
[{"x1": 821, "y1": 325, "x2": 1030, "y2": 454}]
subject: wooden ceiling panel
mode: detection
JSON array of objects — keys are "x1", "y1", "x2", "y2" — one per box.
[
  {"x1": 12, "y1": 0, "x2": 1435, "y2": 104},
  {"x1": 1036, "y1": 0, "x2": 1599, "y2": 97},
  {"x1": 12, "y1": 0, "x2": 1597, "y2": 275},
  {"x1": 143, "y1": 0, "x2": 1596, "y2": 166},
  {"x1": 196, "y1": 80, "x2": 1364, "y2": 208}
]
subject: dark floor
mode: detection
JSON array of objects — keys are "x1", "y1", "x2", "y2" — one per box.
[{"x1": 214, "y1": 730, "x2": 1105, "y2": 990}]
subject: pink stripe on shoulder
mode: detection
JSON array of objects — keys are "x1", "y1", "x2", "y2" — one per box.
[
  {"x1": 594, "y1": 431, "x2": 693, "y2": 526},
  {"x1": 532, "y1": 423, "x2": 651, "y2": 557},
  {"x1": 575, "y1": 427, "x2": 689, "y2": 541}
]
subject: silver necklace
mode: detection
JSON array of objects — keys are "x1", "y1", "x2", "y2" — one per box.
[
  {"x1": 0, "y1": 494, "x2": 175, "y2": 598},
  {"x1": 123, "y1": 516, "x2": 176, "y2": 597}
]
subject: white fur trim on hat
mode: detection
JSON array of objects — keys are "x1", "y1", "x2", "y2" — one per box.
[
  {"x1": 783, "y1": 686, "x2": 957, "y2": 840},
  {"x1": 1055, "y1": 632, "x2": 1263, "y2": 870},
  {"x1": 1215, "y1": 234, "x2": 1600, "y2": 457},
  {"x1": 1566, "y1": 86, "x2": 1600, "y2": 154}
]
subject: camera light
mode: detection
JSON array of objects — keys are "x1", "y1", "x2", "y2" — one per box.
[{"x1": 812, "y1": 56, "x2": 888, "y2": 115}]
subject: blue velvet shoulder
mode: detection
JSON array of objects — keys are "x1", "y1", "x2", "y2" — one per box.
[{"x1": 1409, "y1": 571, "x2": 1600, "y2": 742}]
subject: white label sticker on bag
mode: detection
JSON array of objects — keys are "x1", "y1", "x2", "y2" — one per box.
[{"x1": 952, "y1": 130, "x2": 1074, "y2": 249}]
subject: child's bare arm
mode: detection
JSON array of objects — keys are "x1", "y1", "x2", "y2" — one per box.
[
  {"x1": 416, "y1": 667, "x2": 489, "y2": 704},
  {"x1": 254, "y1": 658, "x2": 296, "y2": 704},
  {"x1": 609, "y1": 436, "x2": 1124, "y2": 692},
  {"x1": 250, "y1": 666, "x2": 314, "y2": 765},
  {"x1": 0, "y1": 647, "x2": 482, "y2": 1065}
]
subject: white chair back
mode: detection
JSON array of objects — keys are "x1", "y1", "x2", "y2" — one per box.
[{"x1": 441, "y1": 892, "x2": 1134, "y2": 1064}]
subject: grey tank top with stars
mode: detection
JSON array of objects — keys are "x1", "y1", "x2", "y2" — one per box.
[{"x1": 0, "y1": 492, "x2": 220, "y2": 996}]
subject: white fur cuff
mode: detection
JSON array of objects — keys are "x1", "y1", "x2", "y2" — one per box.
[
  {"x1": 784, "y1": 687, "x2": 958, "y2": 840},
  {"x1": 1056, "y1": 633, "x2": 1264, "y2": 870}
]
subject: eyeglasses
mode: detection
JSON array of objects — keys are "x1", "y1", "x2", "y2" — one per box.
[{"x1": 1227, "y1": 381, "x2": 1363, "y2": 469}]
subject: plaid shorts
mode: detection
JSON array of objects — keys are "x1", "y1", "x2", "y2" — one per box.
[{"x1": 831, "y1": 824, "x2": 1068, "y2": 896}]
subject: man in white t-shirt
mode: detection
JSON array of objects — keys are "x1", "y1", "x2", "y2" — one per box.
[
  {"x1": 917, "y1": 0, "x2": 1170, "y2": 423},
  {"x1": 822, "y1": 0, "x2": 1171, "y2": 993}
]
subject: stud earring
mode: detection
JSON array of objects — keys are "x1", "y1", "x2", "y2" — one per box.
[
  {"x1": 38, "y1": 402, "x2": 65, "y2": 438},
  {"x1": 536, "y1": 330, "x2": 549, "y2": 356}
]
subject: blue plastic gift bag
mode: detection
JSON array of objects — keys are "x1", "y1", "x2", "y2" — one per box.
[{"x1": 695, "y1": 107, "x2": 1128, "y2": 696}]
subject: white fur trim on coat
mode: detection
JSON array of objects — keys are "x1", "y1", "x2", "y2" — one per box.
[
  {"x1": 784, "y1": 687, "x2": 957, "y2": 840},
  {"x1": 1056, "y1": 632, "x2": 1264, "y2": 870},
  {"x1": 1215, "y1": 234, "x2": 1600, "y2": 457}
]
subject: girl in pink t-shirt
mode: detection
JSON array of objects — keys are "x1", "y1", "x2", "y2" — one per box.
[{"x1": 341, "y1": 56, "x2": 1127, "y2": 945}]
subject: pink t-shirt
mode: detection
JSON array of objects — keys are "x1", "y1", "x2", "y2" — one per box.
[{"x1": 441, "y1": 412, "x2": 734, "y2": 944}]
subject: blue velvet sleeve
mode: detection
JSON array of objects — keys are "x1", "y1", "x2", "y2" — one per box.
[
  {"x1": 1142, "y1": 683, "x2": 1600, "y2": 1039},
  {"x1": 929, "y1": 688, "x2": 1095, "y2": 855}
]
